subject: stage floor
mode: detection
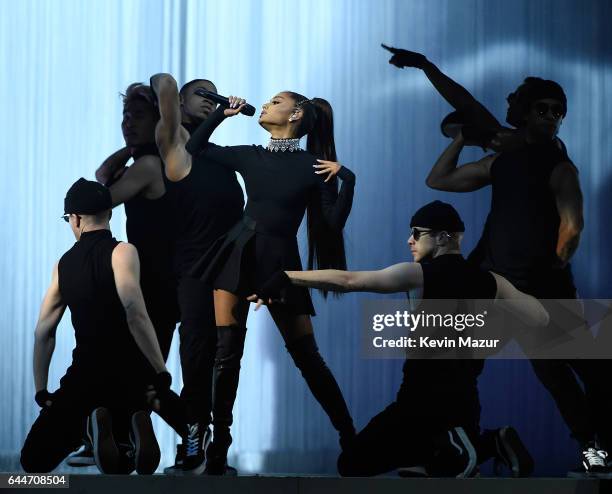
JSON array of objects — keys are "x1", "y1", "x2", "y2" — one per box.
[{"x1": 3, "y1": 474, "x2": 608, "y2": 494}]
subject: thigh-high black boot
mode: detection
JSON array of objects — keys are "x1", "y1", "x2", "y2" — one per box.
[
  {"x1": 286, "y1": 333, "x2": 356, "y2": 449},
  {"x1": 207, "y1": 325, "x2": 247, "y2": 475}
]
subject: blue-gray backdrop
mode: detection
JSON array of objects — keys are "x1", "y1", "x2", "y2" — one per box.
[{"x1": 0, "y1": 0, "x2": 610, "y2": 476}]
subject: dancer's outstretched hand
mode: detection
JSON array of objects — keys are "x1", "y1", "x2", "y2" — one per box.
[
  {"x1": 381, "y1": 44, "x2": 428, "y2": 69},
  {"x1": 247, "y1": 294, "x2": 276, "y2": 311},
  {"x1": 247, "y1": 271, "x2": 292, "y2": 310},
  {"x1": 224, "y1": 95, "x2": 247, "y2": 117},
  {"x1": 314, "y1": 160, "x2": 342, "y2": 183}
]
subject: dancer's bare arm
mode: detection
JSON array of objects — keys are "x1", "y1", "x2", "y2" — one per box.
[
  {"x1": 551, "y1": 162, "x2": 583, "y2": 264},
  {"x1": 95, "y1": 147, "x2": 132, "y2": 186},
  {"x1": 492, "y1": 273, "x2": 549, "y2": 327},
  {"x1": 290, "y1": 263, "x2": 424, "y2": 293},
  {"x1": 33, "y1": 263, "x2": 66, "y2": 392},
  {"x1": 112, "y1": 243, "x2": 168, "y2": 373},
  {"x1": 105, "y1": 155, "x2": 161, "y2": 206},
  {"x1": 151, "y1": 73, "x2": 191, "y2": 181},
  {"x1": 427, "y1": 133, "x2": 497, "y2": 192},
  {"x1": 248, "y1": 263, "x2": 424, "y2": 310}
]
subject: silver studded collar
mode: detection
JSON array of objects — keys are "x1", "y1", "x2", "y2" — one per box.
[{"x1": 266, "y1": 138, "x2": 302, "y2": 152}]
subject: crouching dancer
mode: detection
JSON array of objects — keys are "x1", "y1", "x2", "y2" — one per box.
[
  {"x1": 250, "y1": 200, "x2": 547, "y2": 477},
  {"x1": 21, "y1": 178, "x2": 176, "y2": 474}
]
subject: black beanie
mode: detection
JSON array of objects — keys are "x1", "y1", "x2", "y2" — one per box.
[
  {"x1": 410, "y1": 200, "x2": 465, "y2": 232},
  {"x1": 64, "y1": 178, "x2": 112, "y2": 215}
]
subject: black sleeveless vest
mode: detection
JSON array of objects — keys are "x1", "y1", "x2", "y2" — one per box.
[
  {"x1": 58, "y1": 229, "x2": 150, "y2": 379},
  {"x1": 468, "y1": 140, "x2": 572, "y2": 293}
]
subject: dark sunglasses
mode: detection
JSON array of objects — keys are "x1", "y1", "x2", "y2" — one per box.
[
  {"x1": 533, "y1": 102, "x2": 564, "y2": 119},
  {"x1": 411, "y1": 228, "x2": 433, "y2": 241},
  {"x1": 61, "y1": 214, "x2": 81, "y2": 223}
]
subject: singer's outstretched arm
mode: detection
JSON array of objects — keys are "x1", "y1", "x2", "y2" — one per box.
[{"x1": 151, "y1": 73, "x2": 192, "y2": 182}]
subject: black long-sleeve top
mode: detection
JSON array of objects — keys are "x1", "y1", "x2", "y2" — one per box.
[{"x1": 186, "y1": 108, "x2": 355, "y2": 238}]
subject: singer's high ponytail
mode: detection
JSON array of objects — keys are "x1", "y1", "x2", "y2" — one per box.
[{"x1": 286, "y1": 92, "x2": 347, "y2": 297}]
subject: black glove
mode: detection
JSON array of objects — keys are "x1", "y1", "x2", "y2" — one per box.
[
  {"x1": 258, "y1": 271, "x2": 292, "y2": 302},
  {"x1": 35, "y1": 389, "x2": 53, "y2": 409},
  {"x1": 440, "y1": 111, "x2": 496, "y2": 150},
  {"x1": 461, "y1": 125, "x2": 497, "y2": 150},
  {"x1": 381, "y1": 44, "x2": 428, "y2": 69},
  {"x1": 153, "y1": 371, "x2": 172, "y2": 392}
]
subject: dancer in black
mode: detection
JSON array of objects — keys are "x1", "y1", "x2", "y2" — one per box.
[
  {"x1": 185, "y1": 91, "x2": 357, "y2": 474},
  {"x1": 96, "y1": 83, "x2": 179, "y2": 361},
  {"x1": 66, "y1": 83, "x2": 182, "y2": 469},
  {"x1": 150, "y1": 74, "x2": 245, "y2": 474},
  {"x1": 384, "y1": 49, "x2": 612, "y2": 476},
  {"x1": 250, "y1": 200, "x2": 545, "y2": 477},
  {"x1": 20, "y1": 179, "x2": 174, "y2": 474}
]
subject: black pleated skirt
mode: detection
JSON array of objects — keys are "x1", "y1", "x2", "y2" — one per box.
[{"x1": 190, "y1": 216, "x2": 315, "y2": 316}]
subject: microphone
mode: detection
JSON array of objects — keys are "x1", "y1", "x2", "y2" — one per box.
[{"x1": 194, "y1": 89, "x2": 256, "y2": 117}]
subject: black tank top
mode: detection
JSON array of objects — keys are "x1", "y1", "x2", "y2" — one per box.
[
  {"x1": 58, "y1": 229, "x2": 150, "y2": 377},
  {"x1": 398, "y1": 254, "x2": 497, "y2": 428},
  {"x1": 468, "y1": 140, "x2": 571, "y2": 292},
  {"x1": 172, "y1": 154, "x2": 244, "y2": 277},
  {"x1": 124, "y1": 150, "x2": 177, "y2": 296}
]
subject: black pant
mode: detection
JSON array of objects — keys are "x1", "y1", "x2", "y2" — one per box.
[
  {"x1": 20, "y1": 374, "x2": 147, "y2": 473},
  {"x1": 530, "y1": 358, "x2": 612, "y2": 448},
  {"x1": 177, "y1": 276, "x2": 217, "y2": 424},
  {"x1": 142, "y1": 282, "x2": 179, "y2": 361},
  {"x1": 524, "y1": 273, "x2": 612, "y2": 448},
  {"x1": 337, "y1": 401, "x2": 482, "y2": 477}
]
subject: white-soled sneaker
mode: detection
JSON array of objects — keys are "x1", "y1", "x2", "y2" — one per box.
[
  {"x1": 427, "y1": 427, "x2": 478, "y2": 478},
  {"x1": 180, "y1": 423, "x2": 211, "y2": 475},
  {"x1": 569, "y1": 445, "x2": 612, "y2": 478},
  {"x1": 66, "y1": 443, "x2": 96, "y2": 467}
]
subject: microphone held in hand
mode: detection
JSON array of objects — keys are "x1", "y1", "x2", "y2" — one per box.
[{"x1": 194, "y1": 89, "x2": 256, "y2": 116}]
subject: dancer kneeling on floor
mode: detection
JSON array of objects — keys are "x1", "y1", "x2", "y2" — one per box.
[
  {"x1": 21, "y1": 178, "x2": 178, "y2": 474},
  {"x1": 250, "y1": 200, "x2": 547, "y2": 477}
]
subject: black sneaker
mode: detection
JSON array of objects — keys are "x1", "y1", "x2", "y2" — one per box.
[
  {"x1": 181, "y1": 423, "x2": 210, "y2": 474},
  {"x1": 116, "y1": 442, "x2": 136, "y2": 475},
  {"x1": 130, "y1": 411, "x2": 160, "y2": 474},
  {"x1": 66, "y1": 443, "x2": 96, "y2": 467},
  {"x1": 204, "y1": 440, "x2": 229, "y2": 476},
  {"x1": 493, "y1": 426, "x2": 534, "y2": 478},
  {"x1": 163, "y1": 444, "x2": 186, "y2": 475},
  {"x1": 90, "y1": 408, "x2": 120, "y2": 474},
  {"x1": 427, "y1": 427, "x2": 478, "y2": 478}
]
